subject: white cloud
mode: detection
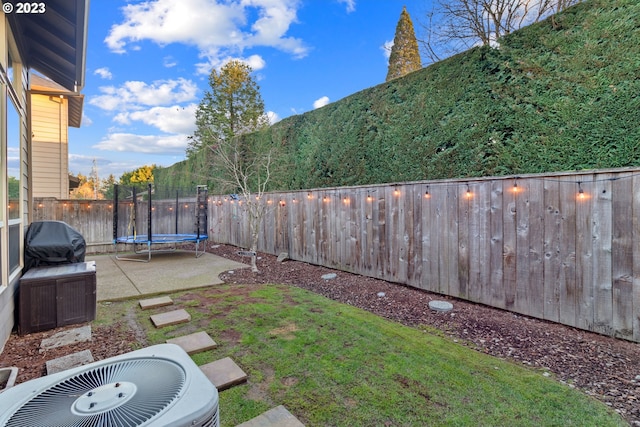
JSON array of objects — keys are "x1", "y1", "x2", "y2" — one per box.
[
  {"x1": 313, "y1": 96, "x2": 330, "y2": 109},
  {"x1": 114, "y1": 104, "x2": 198, "y2": 134},
  {"x1": 81, "y1": 114, "x2": 93, "y2": 127},
  {"x1": 245, "y1": 54, "x2": 267, "y2": 72},
  {"x1": 93, "y1": 133, "x2": 189, "y2": 154},
  {"x1": 106, "y1": 0, "x2": 307, "y2": 70},
  {"x1": 69, "y1": 154, "x2": 149, "y2": 179},
  {"x1": 68, "y1": 153, "x2": 98, "y2": 176},
  {"x1": 196, "y1": 53, "x2": 267, "y2": 76},
  {"x1": 94, "y1": 67, "x2": 113, "y2": 79},
  {"x1": 163, "y1": 56, "x2": 177, "y2": 68},
  {"x1": 382, "y1": 40, "x2": 393, "y2": 60},
  {"x1": 337, "y1": 0, "x2": 356, "y2": 13},
  {"x1": 266, "y1": 111, "x2": 280, "y2": 124},
  {"x1": 89, "y1": 78, "x2": 198, "y2": 112}
]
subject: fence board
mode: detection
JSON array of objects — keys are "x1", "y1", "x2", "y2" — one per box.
[
  {"x1": 593, "y1": 176, "x2": 613, "y2": 335},
  {"x1": 448, "y1": 187, "x2": 459, "y2": 297},
  {"x1": 362, "y1": 190, "x2": 373, "y2": 274},
  {"x1": 457, "y1": 184, "x2": 470, "y2": 300},
  {"x1": 421, "y1": 186, "x2": 435, "y2": 292},
  {"x1": 558, "y1": 176, "x2": 578, "y2": 327},
  {"x1": 397, "y1": 185, "x2": 409, "y2": 283},
  {"x1": 543, "y1": 179, "x2": 561, "y2": 323},
  {"x1": 611, "y1": 176, "x2": 634, "y2": 340},
  {"x1": 633, "y1": 175, "x2": 640, "y2": 343},
  {"x1": 468, "y1": 181, "x2": 491, "y2": 303},
  {"x1": 408, "y1": 187, "x2": 422, "y2": 286},
  {"x1": 434, "y1": 187, "x2": 448, "y2": 295},
  {"x1": 489, "y1": 180, "x2": 505, "y2": 309},
  {"x1": 503, "y1": 180, "x2": 517, "y2": 311},
  {"x1": 370, "y1": 189, "x2": 381, "y2": 278},
  {"x1": 527, "y1": 179, "x2": 545, "y2": 318},
  {"x1": 345, "y1": 190, "x2": 357, "y2": 270},
  {"x1": 575, "y1": 176, "x2": 594, "y2": 331},
  {"x1": 514, "y1": 178, "x2": 529, "y2": 315}
]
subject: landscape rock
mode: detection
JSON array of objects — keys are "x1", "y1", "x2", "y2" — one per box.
[
  {"x1": 428, "y1": 300, "x2": 454, "y2": 312},
  {"x1": 277, "y1": 252, "x2": 290, "y2": 262}
]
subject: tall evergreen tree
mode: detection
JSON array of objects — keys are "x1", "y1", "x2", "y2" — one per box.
[
  {"x1": 188, "y1": 60, "x2": 269, "y2": 157},
  {"x1": 188, "y1": 60, "x2": 272, "y2": 273},
  {"x1": 386, "y1": 6, "x2": 422, "y2": 81}
]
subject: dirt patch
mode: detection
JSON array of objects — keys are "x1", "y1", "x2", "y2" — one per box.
[
  {"x1": 0, "y1": 322, "x2": 137, "y2": 385},
  {"x1": 269, "y1": 323, "x2": 299, "y2": 340}
]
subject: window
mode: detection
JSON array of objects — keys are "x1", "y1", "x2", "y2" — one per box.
[{"x1": 6, "y1": 94, "x2": 21, "y2": 274}]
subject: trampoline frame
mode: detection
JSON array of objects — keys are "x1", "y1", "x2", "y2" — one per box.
[{"x1": 113, "y1": 184, "x2": 209, "y2": 262}]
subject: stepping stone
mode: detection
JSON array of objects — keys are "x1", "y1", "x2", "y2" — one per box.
[
  {"x1": 46, "y1": 350, "x2": 94, "y2": 375},
  {"x1": 139, "y1": 296, "x2": 173, "y2": 310},
  {"x1": 40, "y1": 325, "x2": 92, "y2": 352},
  {"x1": 167, "y1": 331, "x2": 217, "y2": 355},
  {"x1": 236, "y1": 405, "x2": 305, "y2": 427},
  {"x1": 200, "y1": 357, "x2": 247, "y2": 391},
  {"x1": 150, "y1": 309, "x2": 191, "y2": 328}
]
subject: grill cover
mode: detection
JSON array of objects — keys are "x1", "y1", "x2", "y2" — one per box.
[{"x1": 24, "y1": 221, "x2": 86, "y2": 271}]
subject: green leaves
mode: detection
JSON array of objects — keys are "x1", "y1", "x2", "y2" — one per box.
[{"x1": 162, "y1": 0, "x2": 640, "y2": 192}]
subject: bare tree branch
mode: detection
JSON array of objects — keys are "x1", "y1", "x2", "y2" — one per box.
[
  {"x1": 417, "y1": 0, "x2": 583, "y2": 61},
  {"x1": 205, "y1": 133, "x2": 275, "y2": 273}
]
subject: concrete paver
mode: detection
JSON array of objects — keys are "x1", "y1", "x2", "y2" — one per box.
[
  {"x1": 200, "y1": 357, "x2": 247, "y2": 391},
  {"x1": 46, "y1": 350, "x2": 94, "y2": 375},
  {"x1": 40, "y1": 325, "x2": 92, "y2": 352},
  {"x1": 150, "y1": 309, "x2": 191, "y2": 328},
  {"x1": 139, "y1": 296, "x2": 173, "y2": 310},
  {"x1": 236, "y1": 405, "x2": 305, "y2": 427},
  {"x1": 167, "y1": 331, "x2": 217, "y2": 355}
]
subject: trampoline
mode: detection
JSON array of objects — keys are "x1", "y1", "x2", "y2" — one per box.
[{"x1": 113, "y1": 184, "x2": 209, "y2": 262}]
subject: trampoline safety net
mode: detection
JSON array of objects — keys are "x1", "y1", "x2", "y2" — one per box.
[{"x1": 112, "y1": 184, "x2": 209, "y2": 261}]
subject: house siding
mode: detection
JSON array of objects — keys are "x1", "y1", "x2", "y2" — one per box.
[{"x1": 31, "y1": 93, "x2": 68, "y2": 198}]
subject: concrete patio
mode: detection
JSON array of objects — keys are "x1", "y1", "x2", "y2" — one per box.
[{"x1": 87, "y1": 250, "x2": 249, "y2": 302}]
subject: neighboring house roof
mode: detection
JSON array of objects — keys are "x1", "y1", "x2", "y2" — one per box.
[
  {"x1": 6, "y1": 0, "x2": 89, "y2": 92},
  {"x1": 30, "y1": 74, "x2": 84, "y2": 128}
]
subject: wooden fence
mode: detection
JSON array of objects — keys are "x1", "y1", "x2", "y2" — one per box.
[
  {"x1": 209, "y1": 168, "x2": 640, "y2": 343},
  {"x1": 33, "y1": 168, "x2": 640, "y2": 342}
]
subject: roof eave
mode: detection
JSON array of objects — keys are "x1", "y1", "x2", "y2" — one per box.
[{"x1": 6, "y1": 0, "x2": 89, "y2": 93}]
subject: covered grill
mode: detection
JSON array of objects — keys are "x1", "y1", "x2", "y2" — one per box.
[{"x1": 24, "y1": 221, "x2": 86, "y2": 271}]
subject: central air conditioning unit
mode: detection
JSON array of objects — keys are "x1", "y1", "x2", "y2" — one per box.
[{"x1": 0, "y1": 344, "x2": 219, "y2": 427}]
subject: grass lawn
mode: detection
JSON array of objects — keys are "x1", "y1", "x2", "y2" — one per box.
[{"x1": 99, "y1": 283, "x2": 625, "y2": 427}]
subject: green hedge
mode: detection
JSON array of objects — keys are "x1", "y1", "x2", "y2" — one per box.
[{"x1": 158, "y1": 0, "x2": 640, "y2": 192}]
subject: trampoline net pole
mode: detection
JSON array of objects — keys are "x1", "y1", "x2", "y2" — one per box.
[
  {"x1": 132, "y1": 186, "x2": 137, "y2": 239},
  {"x1": 147, "y1": 183, "x2": 152, "y2": 244},
  {"x1": 113, "y1": 183, "x2": 119, "y2": 242},
  {"x1": 196, "y1": 185, "x2": 208, "y2": 237}
]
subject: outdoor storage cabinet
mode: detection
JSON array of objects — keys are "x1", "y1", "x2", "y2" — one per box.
[{"x1": 19, "y1": 261, "x2": 96, "y2": 335}]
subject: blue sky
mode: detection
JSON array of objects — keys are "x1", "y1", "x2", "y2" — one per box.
[{"x1": 68, "y1": 0, "x2": 432, "y2": 180}]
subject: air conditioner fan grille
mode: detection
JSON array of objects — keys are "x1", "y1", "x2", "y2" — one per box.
[{"x1": 5, "y1": 358, "x2": 186, "y2": 427}]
